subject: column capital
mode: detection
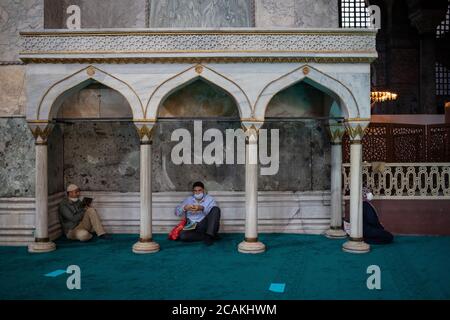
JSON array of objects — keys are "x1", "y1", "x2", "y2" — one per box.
[
  {"x1": 344, "y1": 119, "x2": 370, "y2": 142},
  {"x1": 134, "y1": 120, "x2": 156, "y2": 144},
  {"x1": 328, "y1": 119, "x2": 346, "y2": 144},
  {"x1": 241, "y1": 120, "x2": 263, "y2": 143},
  {"x1": 28, "y1": 120, "x2": 53, "y2": 145}
]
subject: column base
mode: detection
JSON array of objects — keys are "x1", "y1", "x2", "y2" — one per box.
[
  {"x1": 28, "y1": 241, "x2": 56, "y2": 253},
  {"x1": 238, "y1": 240, "x2": 266, "y2": 254},
  {"x1": 324, "y1": 228, "x2": 348, "y2": 239},
  {"x1": 342, "y1": 239, "x2": 370, "y2": 254},
  {"x1": 132, "y1": 240, "x2": 160, "y2": 254}
]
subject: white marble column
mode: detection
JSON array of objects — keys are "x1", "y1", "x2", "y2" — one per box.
[
  {"x1": 238, "y1": 122, "x2": 265, "y2": 254},
  {"x1": 28, "y1": 122, "x2": 56, "y2": 253},
  {"x1": 342, "y1": 119, "x2": 370, "y2": 254},
  {"x1": 325, "y1": 120, "x2": 347, "y2": 239},
  {"x1": 132, "y1": 122, "x2": 160, "y2": 254}
]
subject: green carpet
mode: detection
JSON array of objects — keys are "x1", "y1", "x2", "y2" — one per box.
[{"x1": 0, "y1": 234, "x2": 449, "y2": 300}]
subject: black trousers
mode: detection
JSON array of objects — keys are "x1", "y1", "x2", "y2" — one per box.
[{"x1": 178, "y1": 207, "x2": 221, "y2": 242}]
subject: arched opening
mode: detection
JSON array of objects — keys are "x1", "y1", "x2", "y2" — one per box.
[
  {"x1": 261, "y1": 81, "x2": 342, "y2": 193},
  {"x1": 145, "y1": 65, "x2": 252, "y2": 120},
  {"x1": 254, "y1": 65, "x2": 358, "y2": 120},
  {"x1": 153, "y1": 78, "x2": 244, "y2": 193},
  {"x1": 45, "y1": 80, "x2": 140, "y2": 239}
]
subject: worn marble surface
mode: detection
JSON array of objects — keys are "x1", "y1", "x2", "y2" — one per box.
[
  {"x1": 0, "y1": 0, "x2": 43, "y2": 62},
  {"x1": 255, "y1": 0, "x2": 339, "y2": 28},
  {"x1": 62, "y1": 122, "x2": 141, "y2": 192},
  {"x1": 44, "y1": 0, "x2": 147, "y2": 29},
  {"x1": 0, "y1": 118, "x2": 35, "y2": 197},
  {"x1": 149, "y1": 0, "x2": 253, "y2": 27},
  {"x1": 0, "y1": 65, "x2": 26, "y2": 116}
]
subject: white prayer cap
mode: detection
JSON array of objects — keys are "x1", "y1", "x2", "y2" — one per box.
[{"x1": 66, "y1": 184, "x2": 79, "y2": 192}]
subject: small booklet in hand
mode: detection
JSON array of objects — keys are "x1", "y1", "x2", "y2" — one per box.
[
  {"x1": 82, "y1": 197, "x2": 93, "y2": 208},
  {"x1": 183, "y1": 220, "x2": 197, "y2": 231}
]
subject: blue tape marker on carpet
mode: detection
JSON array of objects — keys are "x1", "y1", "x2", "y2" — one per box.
[
  {"x1": 45, "y1": 269, "x2": 67, "y2": 277},
  {"x1": 269, "y1": 283, "x2": 285, "y2": 293}
]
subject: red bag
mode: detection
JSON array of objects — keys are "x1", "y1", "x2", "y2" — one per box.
[{"x1": 168, "y1": 218, "x2": 187, "y2": 240}]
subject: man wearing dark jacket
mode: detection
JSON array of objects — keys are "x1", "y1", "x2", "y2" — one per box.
[{"x1": 59, "y1": 184, "x2": 110, "y2": 241}]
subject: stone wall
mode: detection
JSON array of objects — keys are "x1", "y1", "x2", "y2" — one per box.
[
  {"x1": 255, "y1": 0, "x2": 339, "y2": 28},
  {"x1": 0, "y1": 118, "x2": 64, "y2": 197},
  {"x1": 0, "y1": 65, "x2": 26, "y2": 116},
  {"x1": 149, "y1": 0, "x2": 254, "y2": 28},
  {"x1": 62, "y1": 121, "x2": 141, "y2": 192},
  {"x1": 44, "y1": 0, "x2": 147, "y2": 29},
  {"x1": 0, "y1": 78, "x2": 333, "y2": 195},
  {"x1": 55, "y1": 79, "x2": 332, "y2": 193},
  {"x1": 0, "y1": 117, "x2": 35, "y2": 197},
  {"x1": 41, "y1": 0, "x2": 340, "y2": 29},
  {"x1": 59, "y1": 119, "x2": 331, "y2": 193},
  {"x1": 0, "y1": 0, "x2": 340, "y2": 197},
  {"x1": 0, "y1": 0, "x2": 43, "y2": 62},
  {"x1": 0, "y1": 0, "x2": 43, "y2": 117}
]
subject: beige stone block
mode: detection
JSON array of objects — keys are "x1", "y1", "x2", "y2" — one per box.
[{"x1": 0, "y1": 65, "x2": 26, "y2": 116}]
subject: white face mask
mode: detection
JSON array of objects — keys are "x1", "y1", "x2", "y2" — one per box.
[
  {"x1": 194, "y1": 193, "x2": 204, "y2": 200},
  {"x1": 69, "y1": 197, "x2": 79, "y2": 202},
  {"x1": 366, "y1": 192, "x2": 374, "y2": 201}
]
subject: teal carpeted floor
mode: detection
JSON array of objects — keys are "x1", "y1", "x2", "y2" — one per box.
[{"x1": 0, "y1": 233, "x2": 449, "y2": 300}]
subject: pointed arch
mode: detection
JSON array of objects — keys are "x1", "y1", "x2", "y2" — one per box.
[
  {"x1": 34, "y1": 66, "x2": 144, "y2": 121},
  {"x1": 253, "y1": 65, "x2": 360, "y2": 120},
  {"x1": 145, "y1": 65, "x2": 252, "y2": 120}
]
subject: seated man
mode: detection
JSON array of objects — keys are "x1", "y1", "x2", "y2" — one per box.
[
  {"x1": 175, "y1": 181, "x2": 221, "y2": 246},
  {"x1": 58, "y1": 184, "x2": 111, "y2": 241}
]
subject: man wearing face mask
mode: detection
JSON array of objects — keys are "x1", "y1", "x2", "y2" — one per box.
[
  {"x1": 58, "y1": 184, "x2": 111, "y2": 241},
  {"x1": 362, "y1": 187, "x2": 394, "y2": 245},
  {"x1": 175, "y1": 181, "x2": 221, "y2": 246}
]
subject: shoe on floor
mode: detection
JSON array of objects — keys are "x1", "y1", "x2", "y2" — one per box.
[{"x1": 204, "y1": 234, "x2": 214, "y2": 246}]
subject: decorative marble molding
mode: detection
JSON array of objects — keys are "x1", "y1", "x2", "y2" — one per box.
[
  {"x1": 343, "y1": 163, "x2": 450, "y2": 199},
  {"x1": 19, "y1": 28, "x2": 377, "y2": 64},
  {"x1": 0, "y1": 192, "x2": 63, "y2": 246}
]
